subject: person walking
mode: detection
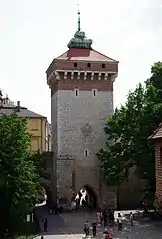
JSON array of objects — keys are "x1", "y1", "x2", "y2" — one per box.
[
  {"x1": 83, "y1": 220, "x2": 90, "y2": 237},
  {"x1": 91, "y1": 220, "x2": 97, "y2": 237},
  {"x1": 100, "y1": 210, "x2": 103, "y2": 225},
  {"x1": 117, "y1": 213, "x2": 122, "y2": 231},
  {"x1": 103, "y1": 210, "x2": 107, "y2": 227},
  {"x1": 129, "y1": 212, "x2": 134, "y2": 226},
  {"x1": 97, "y1": 211, "x2": 101, "y2": 227},
  {"x1": 75, "y1": 194, "x2": 80, "y2": 211},
  {"x1": 109, "y1": 210, "x2": 114, "y2": 227},
  {"x1": 43, "y1": 218, "x2": 48, "y2": 232}
]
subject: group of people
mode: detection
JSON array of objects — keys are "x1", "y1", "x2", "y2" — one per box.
[
  {"x1": 83, "y1": 209, "x2": 114, "y2": 238},
  {"x1": 83, "y1": 209, "x2": 134, "y2": 238},
  {"x1": 83, "y1": 220, "x2": 113, "y2": 238},
  {"x1": 96, "y1": 209, "x2": 115, "y2": 228}
]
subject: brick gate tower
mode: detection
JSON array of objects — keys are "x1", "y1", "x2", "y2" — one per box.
[{"x1": 46, "y1": 11, "x2": 118, "y2": 207}]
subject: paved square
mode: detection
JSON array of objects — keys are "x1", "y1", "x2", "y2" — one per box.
[{"x1": 36, "y1": 211, "x2": 162, "y2": 239}]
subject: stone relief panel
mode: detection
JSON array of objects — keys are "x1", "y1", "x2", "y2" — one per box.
[{"x1": 80, "y1": 123, "x2": 92, "y2": 137}]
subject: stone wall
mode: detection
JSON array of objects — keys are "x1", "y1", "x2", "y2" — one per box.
[
  {"x1": 53, "y1": 88, "x2": 113, "y2": 203},
  {"x1": 57, "y1": 158, "x2": 75, "y2": 200},
  {"x1": 101, "y1": 183, "x2": 117, "y2": 209},
  {"x1": 57, "y1": 90, "x2": 113, "y2": 163},
  {"x1": 118, "y1": 179, "x2": 146, "y2": 209}
]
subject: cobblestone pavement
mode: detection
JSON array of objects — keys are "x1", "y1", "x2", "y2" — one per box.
[{"x1": 36, "y1": 210, "x2": 162, "y2": 239}]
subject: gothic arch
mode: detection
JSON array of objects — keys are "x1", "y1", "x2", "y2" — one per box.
[
  {"x1": 81, "y1": 184, "x2": 98, "y2": 209},
  {"x1": 40, "y1": 180, "x2": 53, "y2": 207}
]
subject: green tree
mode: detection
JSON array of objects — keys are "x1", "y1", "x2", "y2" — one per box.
[
  {"x1": 31, "y1": 151, "x2": 51, "y2": 180},
  {"x1": 97, "y1": 62, "x2": 162, "y2": 200},
  {"x1": 146, "y1": 61, "x2": 162, "y2": 102},
  {"x1": 0, "y1": 114, "x2": 40, "y2": 235}
]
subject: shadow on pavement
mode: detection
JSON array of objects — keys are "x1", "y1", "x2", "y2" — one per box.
[{"x1": 36, "y1": 207, "x2": 84, "y2": 236}]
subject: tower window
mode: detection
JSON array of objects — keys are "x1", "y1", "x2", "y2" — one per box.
[
  {"x1": 74, "y1": 62, "x2": 78, "y2": 67},
  {"x1": 75, "y1": 89, "x2": 79, "y2": 96},
  {"x1": 102, "y1": 63, "x2": 106, "y2": 68},
  {"x1": 87, "y1": 63, "x2": 91, "y2": 68},
  {"x1": 84, "y1": 149, "x2": 88, "y2": 157},
  {"x1": 92, "y1": 89, "x2": 97, "y2": 96}
]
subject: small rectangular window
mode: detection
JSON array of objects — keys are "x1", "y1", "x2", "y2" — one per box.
[
  {"x1": 87, "y1": 63, "x2": 91, "y2": 67},
  {"x1": 84, "y1": 149, "x2": 88, "y2": 157},
  {"x1": 74, "y1": 62, "x2": 77, "y2": 67},
  {"x1": 102, "y1": 63, "x2": 106, "y2": 68},
  {"x1": 75, "y1": 89, "x2": 79, "y2": 96},
  {"x1": 92, "y1": 89, "x2": 97, "y2": 96}
]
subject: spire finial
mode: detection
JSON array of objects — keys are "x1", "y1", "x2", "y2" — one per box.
[
  {"x1": 67, "y1": 3, "x2": 93, "y2": 49},
  {"x1": 77, "y1": 4, "x2": 81, "y2": 31}
]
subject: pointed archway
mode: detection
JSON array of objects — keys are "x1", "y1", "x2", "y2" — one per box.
[{"x1": 78, "y1": 184, "x2": 98, "y2": 209}]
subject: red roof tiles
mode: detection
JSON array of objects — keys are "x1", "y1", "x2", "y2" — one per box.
[
  {"x1": 149, "y1": 123, "x2": 162, "y2": 139},
  {"x1": 56, "y1": 48, "x2": 118, "y2": 62}
]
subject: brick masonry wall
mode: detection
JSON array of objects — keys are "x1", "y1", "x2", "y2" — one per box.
[
  {"x1": 51, "y1": 76, "x2": 113, "y2": 96},
  {"x1": 46, "y1": 60, "x2": 118, "y2": 78},
  {"x1": 155, "y1": 140, "x2": 162, "y2": 207}
]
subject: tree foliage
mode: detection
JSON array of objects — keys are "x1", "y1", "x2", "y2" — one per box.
[
  {"x1": 97, "y1": 62, "x2": 162, "y2": 196},
  {"x1": 31, "y1": 151, "x2": 51, "y2": 180},
  {"x1": 0, "y1": 114, "x2": 40, "y2": 235}
]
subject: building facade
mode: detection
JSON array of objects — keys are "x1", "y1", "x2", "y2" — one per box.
[
  {"x1": 150, "y1": 123, "x2": 162, "y2": 213},
  {"x1": 0, "y1": 95, "x2": 51, "y2": 152},
  {"x1": 46, "y1": 12, "x2": 118, "y2": 206}
]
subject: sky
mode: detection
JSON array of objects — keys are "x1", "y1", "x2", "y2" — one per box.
[{"x1": 0, "y1": 0, "x2": 162, "y2": 121}]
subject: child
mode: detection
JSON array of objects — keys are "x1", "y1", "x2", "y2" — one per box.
[
  {"x1": 84, "y1": 220, "x2": 90, "y2": 237},
  {"x1": 103, "y1": 228, "x2": 108, "y2": 239},
  {"x1": 108, "y1": 229, "x2": 113, "y2": 239},
  {"x1": 91, "y1": 220, "x2": 97, "y2": 237}
]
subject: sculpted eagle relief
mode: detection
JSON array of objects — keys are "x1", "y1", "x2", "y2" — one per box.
[{"x1": 81, "y1": 123, "x2": 92, "y2": 137}]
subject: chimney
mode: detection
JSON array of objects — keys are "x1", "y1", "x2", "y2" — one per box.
[
  {"x1": 5, "y1": 94, "x2": 9, "y2": 103},
  {"x1": 17, "y1": 101, "x2": 20, "y2": 112},
  {"x1": 0, "y1": 89, "x2": 3, "y2": 108}
]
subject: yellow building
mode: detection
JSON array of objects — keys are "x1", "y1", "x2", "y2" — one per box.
[{"x1": 0, "y1": 97, "x2": 51, "y2": 152}]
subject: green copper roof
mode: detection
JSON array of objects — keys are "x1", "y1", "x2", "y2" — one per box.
[{"x1": 67, "y1": 11, "x2": 93, "y2": 49}]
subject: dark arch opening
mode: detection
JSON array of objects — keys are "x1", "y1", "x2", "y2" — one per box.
[
  {"x1": 82, "y1": 184, "x2": 98, "y2": 209},
  {"x1": 41, "y1": 184, "x2": 53, "y2": 207}
]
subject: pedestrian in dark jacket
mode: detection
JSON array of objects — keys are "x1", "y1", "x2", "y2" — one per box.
[
  {"x1": 43, "y1": 218, "x2": 48, "y2": 232},
  {"x1": 91, "y1": 221, "x2": 97, "y2": 237}
]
